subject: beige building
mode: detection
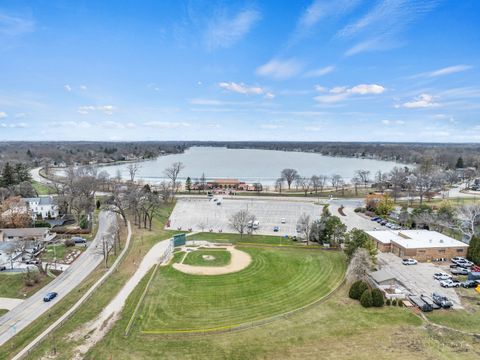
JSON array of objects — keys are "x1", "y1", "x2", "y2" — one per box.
[{"x1": 366, "y1": 230, "x2": 468, "y2": 262}]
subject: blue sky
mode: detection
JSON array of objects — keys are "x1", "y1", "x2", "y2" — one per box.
[{"x1": 0, "y1": 0, "x2": 479, "y2": 142}]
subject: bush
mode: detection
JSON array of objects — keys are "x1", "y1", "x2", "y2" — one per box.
[
  {"x1": 398, "y1": 299, "x2": 403, "y2": 307},
  {"x1": 360, "y1": 289, "x2": 373, "y2": 308},
  {"x1": 386, "y1": 298, "x2": 391, "y2": 306},
  {"x1": 371, "y1": 288, "x2": 385, "y2": 307},
  {"x1": 349, "y1": 280, "x2": 369, "y2": 300},
  {"x1": 64, "y1": 239, "x2": 75, "y2": 247},
  {"x1": 391, "y1": 299, "x2": 397, "y2": 306}
]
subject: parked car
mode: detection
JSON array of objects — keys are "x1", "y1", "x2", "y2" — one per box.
[
  {"x1": 273, "y1": 226, "x2": 279, "y2": 232},
  {"x1": 380, "y1": 220, "x2": 387, "y2": 226},
  {"x1": 433, "y1": 272, "x2": 452, "y2": 280},
  {"x1": 432, "y1": 292, "x2": 453, "y2": 309},
  {"x1": 451, "y1": 267, "x2": 469, "y2": 275},
  {"x1": 43, "y1": 292, "x2": 58, "y2": 302},
  {"x1": 25, "y1": 259, "x2": 40, "y2": 265},
  {"x1": 252, "y1": 220, "x2": 260, "y2": 230},
  {"x1": 440, "y1": 279, "x2": 460, "y2": 288},
  {"x1": 371, "y1": 217, "x2": 380, "y2": 221},
  {"x1": 281, "y1": 218, "x2": 286, "y2": 224},
  {"x1": 72, "y1": 236, "x2": 86, "y2": 244},
  {"x1": 402, "y1": 258, "x2": 418, "y2": 265},
  {"x1": 452, "y1": 256, "x2": 466, "y2": 263},
  {"x1": 457, "y1": 260, "x2": 474, "y2": 268},
  {"x1": 461, "y1": 280, "x2": 478, "y2": 288}
]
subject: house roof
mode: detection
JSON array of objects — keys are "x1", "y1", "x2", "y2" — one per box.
[
  {"x1": 0, "y1": 228, "x2": 49, "y2": 237},
  {"x1": 370, "y1": 269, "x2": 397, "y2": 284},
  {"x1": 24, "y1": 196, "x2": 56, "y2": 206},
  {"x1": 367, "y1": 230, "x2": 468, "y2": 249}
]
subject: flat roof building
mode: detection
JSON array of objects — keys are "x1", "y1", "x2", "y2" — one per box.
[{"x1": 366, "y1": 229, "x2": 468, "y2": 262}]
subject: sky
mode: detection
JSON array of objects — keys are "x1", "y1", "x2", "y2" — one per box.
[{"x1": 0, "y1": 0, "x2": 479, "y2": 142}]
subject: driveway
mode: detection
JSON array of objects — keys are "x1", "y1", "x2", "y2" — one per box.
[
  {"x1": 377, "y1": 252, "x2": 462, "y2": 308},
  {"x1": 0, "y1": 211, "x2": 118, "y2": 346}
]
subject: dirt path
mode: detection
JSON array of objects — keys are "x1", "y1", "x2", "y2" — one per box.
[{"x1": 173, "y1": 244, "x2": 251, "y2": 276}]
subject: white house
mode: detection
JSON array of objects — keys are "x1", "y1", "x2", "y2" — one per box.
[{"x1": 24, "y1": 196, "x2": 59, "y2": 219}]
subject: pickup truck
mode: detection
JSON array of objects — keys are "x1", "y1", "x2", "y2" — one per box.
[{"x1": 432, "y1": 292, "x2": 453, "y2": 309}]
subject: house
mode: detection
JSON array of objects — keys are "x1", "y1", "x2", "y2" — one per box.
[
  {"x1": 366, "y1": 229, "x2": 468, "y2": 262},
  {"x1": 0, "y1": 228, "x2": 55, "y2": 242},
  {"x1": 368, "y1": 269, "x2": 407, "y2": 300},
  {"x1": 24, "y1": 196, "x2": 59, "y2": 219}
]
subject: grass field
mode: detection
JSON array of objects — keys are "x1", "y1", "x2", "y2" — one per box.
[
  {"x1": 139, "y1": 246, "x2": 345, "y2": 332},
  {"x1": 31, "y1": 180, "x2": 55, "y2": 195},
  {"x1": 0, "y1": 272, "x2": 53, "y2": 299},
  {"x1": 192, "y1": 232, "x2": 300, "y2": 246},
  {"x1": 182, "y1": 249, "x2": 231, "y2": 267}
]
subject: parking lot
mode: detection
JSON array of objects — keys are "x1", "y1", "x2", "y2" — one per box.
[
  {"x1": 377, "y1": 252, "x2": 462, "y2": 308},
  {"x1": 168, "y1": 197, "x2": 324, "y2": 236}
]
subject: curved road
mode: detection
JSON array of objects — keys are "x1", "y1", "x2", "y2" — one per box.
[{"x1": 0, "y1": 211, "x2": 118, "y2": 346}]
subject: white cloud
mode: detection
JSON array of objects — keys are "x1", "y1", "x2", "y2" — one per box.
[
  {"x1": 80, "y1": 85, "x2": 87, "y2": 91},
  {"x1": 0, "y1": 13, "x2": 35, "y2": 36},
  {"x1": 0, "y1": 122, "x2": 28, "y2": 128},
  {"x1": 304, "y1": 65, "x2": 335, "y2": 78},
  {"x1": 143, "y1": 121, "x2": 190, "y2": 129},
  {"x1": 314, "y1": 85, "x2": 327, "y2": 93},
  {"x1": 256, "y1": 58, "x2": 303, "y2": 80},
  {"x1": 205, "y1": 9, "x2": 261, "y2": 49},
  {"x1": 299, "y1": 0, "x2": 360, "y2": 28},
  {"x1": 77, "y1": 105, "x2": 116, "y2": 115},
  {"x1": 424, "y1": 65, "x2": 473, "y2": 78},
  {"x1": 190, "y1": 98, "x2": 225, "y2": 106},
  {"x1": 314, "y1": 83, "x2": 385, "y2": 103},
  {"x1": 400, "y1": 93, "x2": 440, "y2": 109},
  {"x1": 218, "y1": 82, "x2": 274, "y2": 98},
  {"x1": 260, "y1": 124, "x2": 282, "y2": 130},
  {"x1": 64, "y1": 84, "x2": 72, "y2": 92},
  {"x1": 382, "y1": 119, "x2": 405, "y2": 125},
  {"x1": 0, "y1": 111, "x2": 7, "y2": 119},
  {"x1": 52, "y1": 121, "x2": 92, "y2": 129}
]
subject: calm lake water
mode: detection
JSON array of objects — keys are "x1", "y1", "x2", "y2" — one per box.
[{"x1": 97, "y1": 147, "x2": 401, "y2": 185}]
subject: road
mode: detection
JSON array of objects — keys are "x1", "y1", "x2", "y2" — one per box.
[
  {"x1": 0, "y1": 211, "x2": 118, "y2": 346},
  {"x1": 30, "y1": 167, "x2": 53, "y2": 185}
]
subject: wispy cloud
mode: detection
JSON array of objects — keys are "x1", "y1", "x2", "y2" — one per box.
[
  {"x1": 0, "y1": 12, "x2": 34, "y2": 36},
  {"x1": 382, "y1": 119, "x2": 405, "y2": 125},
  {"x1": 339, "y1": 0, "x2": 439, "y2": 56},
  {"x1": 304, "y1": 65, "x2": 335, "y2": 78},
  {"x1": 0, "y1": 122, "x2": 28, "y2": 128},
  {"x1": 315, "y1": 84, "x2": 386, "y2": 103},
  {"x1": 0, "y1": 111, "x2": 7, "y2": 119},
  {"x1": 143, "y1": 121, "x2": 190, "y2": 129},
  {"x1": 64, "y1": 84, "x2": 72, "y2": 92},
  {"x1": 298, "y1": 0, "x2": 361, "y2": 29},
  {"x1": 219, "y1": 82, "x2": 274, "y2": 98},
  {"x1": 256, "y1": 58, "x2": 303, "y2": 80},
  {"x1": 397, "y1": 93, "x2": 440, "y2": 109},
  {"x1": 260, "y1": 124, "x2": 282, "y2": 130},
  {"x1": 205, "y1": 9, "x2": 261, "y2": 49},
  {"x1": 414, "y1": 64, "x2": 473, "y2": 78}
]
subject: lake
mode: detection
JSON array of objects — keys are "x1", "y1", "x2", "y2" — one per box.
[{"x1": 96, "y1": 146, "x2": 401, "y2": 185}]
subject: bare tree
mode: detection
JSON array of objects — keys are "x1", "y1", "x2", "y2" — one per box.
[
  {"x1": 103, "y1": 182, "x2": 130, "y2": 226},
  {"x1": 164, "y1": 162, "x2": 185, "y2": 197},
  {"x1": 296, "y1": 213, "x2": 312, "y2": 245},
  {"x1": 310, "y1": 175, "x2": 320, "y2": 194},
  {"x1": 199, "y1": 172, "x2": 207, "y2": 194},
  {"x1": 438, "y1": 204, "x2": 480, "y2": 243},
  {"x1": 346, "y1": 248, "x2": 373, "y2": 284},
  {"x1": 275, "y1": 178, "x2": 284, "y2": 193},
  {"x1": 127, "y1": 163, "x2": 142, "y2": 182},
  {"x1": 330, "y1": 174, "x2": 342, "y2": 191},
  {"x1": 299, "y1": 177, "x2": 311, "y2": 196},
  {"x1": 389, "y1": 167, "x2": 407, "y2": 202},
  {"x1": 355, "y1": 169, "x2": 371, "y2": 188},
  {"x1": 229, "y1": 209, "x2": 255, "y2": 239},
  {"x1": 281, "y1": 168, "x2": 298, "y2": 190},
  {"x1": 318, "y1": 175, "x2": 328, "y2": 193}
]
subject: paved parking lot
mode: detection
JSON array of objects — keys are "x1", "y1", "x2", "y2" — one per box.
[
  {"x1": 168, "y1": 197, "x2": 323, "y2": 236},
  {"x1": 377, "y1": 252, "x2": 462, "y2": 308}
]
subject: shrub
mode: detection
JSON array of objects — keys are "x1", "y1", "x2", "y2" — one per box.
[
  {"x1": 360, "y1": 289, "x2": 373, "y2": 308},
  {"x1": 349, "y1": 280, "x2": 369, "y2": 300},
  {"x1": 371, "y1": 288, "x2": 385, "y2": 307},
  {"x1": 398, "y1": 299, "x2": 403, "y2": 307},
  {"x1": 386, "y1": 298, "x2": 391, "y2": 306},
  {"x1": 391, "y1": 299, "x2": 397, "y2": 306},
  {"x1": 64, "y1": 239, "x2": 75, "y2": 247}
]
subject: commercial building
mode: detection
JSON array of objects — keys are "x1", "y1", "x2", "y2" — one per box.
[{"x1": 366, "y1": 229, "x2": 468, "y2": 262}]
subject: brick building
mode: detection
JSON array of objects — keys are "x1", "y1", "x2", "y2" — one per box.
[{"x1": 366, "y1": 230, "x2": 468, "y2": 262}]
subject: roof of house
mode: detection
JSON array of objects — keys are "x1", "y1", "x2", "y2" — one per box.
[
  {"x1": 24, "y1": 196, "x2": 56, "y2": 206},
  {"x1": 370, "y1": 269, "x2": 397, "y2": 284},
  {"x1": 0, "y1": 228, "x2": 49, "y2": 237},
  {"x1": 367, "y1": 229, "x2": 468, "y2": 249}
]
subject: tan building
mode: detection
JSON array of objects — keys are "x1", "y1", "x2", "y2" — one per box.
[
  {"x1": 0, "y1": 228, "x2": 55, "y2": 242},
  {"x1": 366, "y1": 230, "x2": 468, "y2": 262}
]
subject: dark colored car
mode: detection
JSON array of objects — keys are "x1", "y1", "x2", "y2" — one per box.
[
  {"x1": 461, "y1": 280, "x2": 478, "y2": 288},
  {"x1": 273, "y1": 226, "x2": 279, "y2": 232},
  {"x1": 72, "y1": 237, "x2": 86, "y2": 244},
  {"x1": 0, "y1": 266, "x2": 6, "y2": 271},
  {"x1": 43, "y1": 292, "x2": 58, "y2": 302},
  {"x1": 371, "y1": 217, "x2": 380, "y2": 221}
]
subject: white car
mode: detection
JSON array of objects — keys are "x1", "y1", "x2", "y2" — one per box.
[
  {"x1": 281, "y1": 218, "x2": 286, "y2": 224},
  {"x1": 440, "y1": 279, "x2": 460, "y2": 288},
  {"x1": 402, "y1": 258, "x2": 417, "y2": 265},
  {"x1": 433, "y1": 272, "x2": 452, "y2": 281}
]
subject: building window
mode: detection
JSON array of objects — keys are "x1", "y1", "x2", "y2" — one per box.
[
  {"x1": 457, "y1": 249, "x2": 464, "y2": 253},
  {"x1": 438, "y1": 250, "x2": 446, "y2": 254}
]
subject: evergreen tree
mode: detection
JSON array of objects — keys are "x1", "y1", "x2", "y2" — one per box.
[
  {"x1": 455, "y1": 156, "x2": 464, "y2": 169},
  {"x1": 344, "y1": 228, "x2": 378, "y2": 263},
  {"x1": 185, "y1": 177, "x2": 192, "y2": 193},
  {"x1": 371, "y1": 288, "x2": 385, "y2": 307},
  {"x1": 0, "y1": 163, "x2": 16, "y2": 187},
  {"x1": 360, "y1": 289, "x2": 373, "y2": 307},
  {"x1": 467, "y1": 236, "x2": 480, "y2": 264}
]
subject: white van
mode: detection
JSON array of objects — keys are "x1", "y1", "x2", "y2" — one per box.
[{"x1": 252, "y1": 220, "x2": 260, "y2": 230}]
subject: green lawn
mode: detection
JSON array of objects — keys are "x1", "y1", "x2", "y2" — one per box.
[
  {"x1": 192, "y1": 232, "x2": 299, "y2": 246},
  {"x1": 182, "y1": 249, "x2": 231, "y2": 267},
  {"x1": 31, "y1": 180, "x2": 55, "y2": 195},
  {"x1": 139, "y1": 246, "x2": 346, "y2": 332},
  {"x1": 0, "y1": 309, "x2": 8, "y2": 317},
  {"x1": 0, "y1": 272, "x2": 52, "y2": 299}
]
